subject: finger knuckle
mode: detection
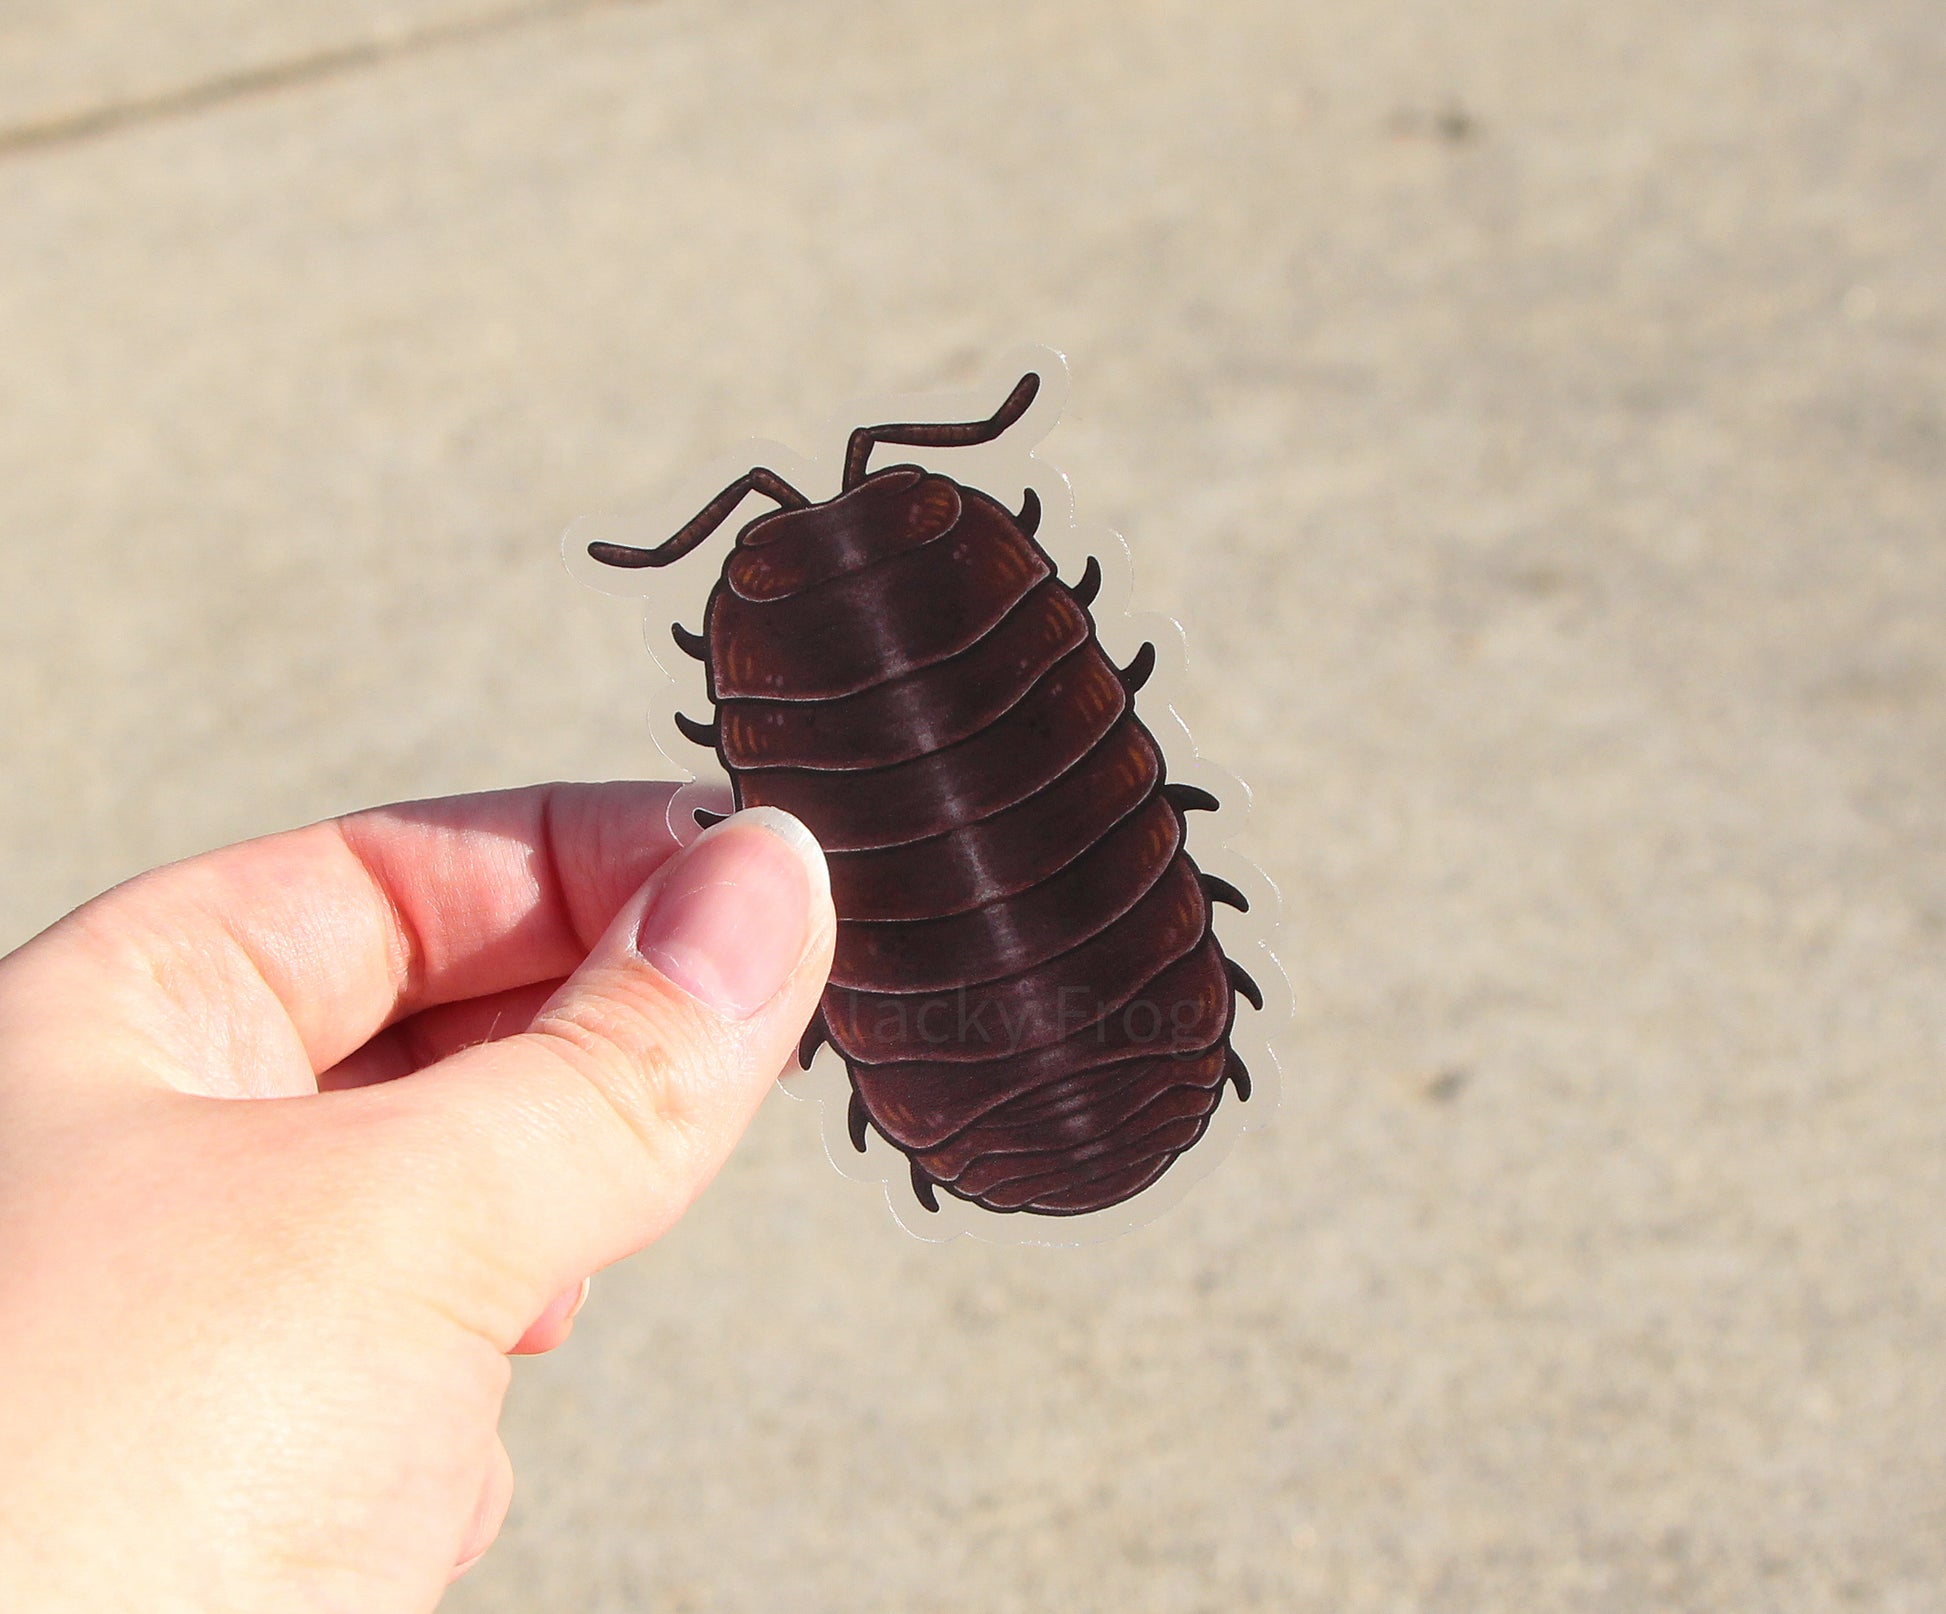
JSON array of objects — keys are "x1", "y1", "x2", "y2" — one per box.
[{"x1": 523, "y1": 991, "x2": 710, "y2": 1164}]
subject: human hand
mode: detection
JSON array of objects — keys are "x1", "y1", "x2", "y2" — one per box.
[{"x1": 0, "y1": 783, "x2": 833, "y2": 1612}]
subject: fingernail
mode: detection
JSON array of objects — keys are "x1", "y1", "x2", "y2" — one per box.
[
  {"x1": 635, "y1": 807, "x2": 825, "y2": 1019},
  {"x1": 532, "y1": 1277, "x2": 589, "y2": 1336}
]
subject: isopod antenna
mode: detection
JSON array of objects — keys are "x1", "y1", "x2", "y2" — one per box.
[
  {"x1": 842, "y1": 372, "x2": 1041, "y2": 490},
  {"x1": 587, "y1": 466, "x2": 811, "y2": 569}
]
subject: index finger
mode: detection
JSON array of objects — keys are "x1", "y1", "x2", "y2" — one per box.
[{"x1": 13, "y1": 782, "x2": 695, "y2": 1081}]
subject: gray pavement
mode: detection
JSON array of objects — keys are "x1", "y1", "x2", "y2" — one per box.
[{"x1": 3, "y1": 2, "x2": 1943, "y2": 1609}]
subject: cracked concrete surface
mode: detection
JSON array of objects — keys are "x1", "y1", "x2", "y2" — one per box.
[{"x1": 2, "y1": 2, "x2": 1943, "y2": 1609}]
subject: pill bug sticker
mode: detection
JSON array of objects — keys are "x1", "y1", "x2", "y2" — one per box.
[{"x1": 567, "y1": 349, "x2": 1285, "y2": 1243}]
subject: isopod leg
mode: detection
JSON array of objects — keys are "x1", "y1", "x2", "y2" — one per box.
[
  {"x1": 798, "y1": 1011, "x2": 829, "y2": 1072},
  {"x1": 1226, "y1": 959, "x2": 1264, "y2": 1012},
  {"x1": 1226, "y1": 1050, "x2": 1252, "y2": 1101},
  {"x1": 847, "y1": 1090, "x2": 870, "y2": 1152},
  {"x1": 693, "y1": 807, "x2": 727, "y2": 830},
  {"x1": 1119, "y1": 642, "x2": 1157, "y2": 694},
  {"x1": 910, "y1": 1159, "x2": 940, "y2": 1213},
  {"x1": 1202, "y1": 873, "x2": 1250, "y2": 912},
  {"x1": 671, "y1": 622, "x2": 706, "y2": 660},
  {"x1": 1164, "y1": 783, "x2": 1220, "y2": 814},
  {"x1": 674, "y1": 712, "x2": 720, "y2": 748},
  {"x1": 1072, "y1": 556, "x2": 1103, "y2": 607},
  {"x1": 1015, "y1": 487, "x2": 1041, "y2": 536}
]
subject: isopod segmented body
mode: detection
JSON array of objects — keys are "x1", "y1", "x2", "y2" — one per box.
[{"x1": 591, "y1": 373, "x2": 1259, "y2": 1216}]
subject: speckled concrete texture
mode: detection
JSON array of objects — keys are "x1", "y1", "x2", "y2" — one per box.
[{"x1": 2, "y1": 3, "x2": 1942, "y2": 1609}]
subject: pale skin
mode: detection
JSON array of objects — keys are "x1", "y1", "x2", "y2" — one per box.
[{"x1": 0, "y1": 783, "x2": 834, "y2": 1613}]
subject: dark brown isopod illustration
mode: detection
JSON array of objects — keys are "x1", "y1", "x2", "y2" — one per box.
[{"x1": 588, "y1": 371, "x2": 1262, "y2": 1217}]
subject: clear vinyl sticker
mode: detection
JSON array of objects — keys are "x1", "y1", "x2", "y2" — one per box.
[{"x1": 564, "y1": 346, "x2": 1288, "y2": 1246}]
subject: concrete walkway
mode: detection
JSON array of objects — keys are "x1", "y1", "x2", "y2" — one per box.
[{"x1": 3, "y1": 3, "x2": 1942, "y2": 1609}]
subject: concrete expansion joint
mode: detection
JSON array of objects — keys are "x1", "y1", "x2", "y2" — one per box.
[{"x1": 0, "y1": 0, "x2": 647, "y2": 161}]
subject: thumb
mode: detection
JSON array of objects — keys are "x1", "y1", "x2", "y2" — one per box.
[{"x1": 345, "y1": 805, "x2": 834, "y2": 1346}]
